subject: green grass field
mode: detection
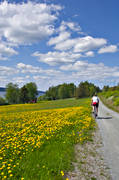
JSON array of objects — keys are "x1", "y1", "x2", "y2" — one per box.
[
  {"x1": 0, "y1": 98, "x2": 89, "y2": 114},
  {"x1": 0, "y1": 98, "x2": 96, "y2": 180}
]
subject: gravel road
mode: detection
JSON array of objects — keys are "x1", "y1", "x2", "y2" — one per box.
[{"x1": 97, "y1": 100, "x2": 119, "y2": 180}]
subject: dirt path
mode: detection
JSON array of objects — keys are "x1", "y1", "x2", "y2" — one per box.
[
  {"x1": 66, "y1": 128, "x2": 111, "y2": 180},
  {"x1": 97, "y1": 100, "x2": 119, "y2": 180}
]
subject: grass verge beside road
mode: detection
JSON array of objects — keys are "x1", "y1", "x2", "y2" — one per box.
[{"x1": 99, "y1": 93, "x2": 119, "y2": 113}]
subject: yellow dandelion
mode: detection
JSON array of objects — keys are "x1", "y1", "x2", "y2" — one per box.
[
  {"x1": 61, "y1": 170, "x2": 64, "y2": 176},
  {"x1": 8, "y1": 170, "x2": 12, "y2": 173},
  {"x1": 1, "y1": 172, "x2": 4, "y2": 175},
  {"x1": 9, "y1": 174, "x2": 13, "y2": 177}
]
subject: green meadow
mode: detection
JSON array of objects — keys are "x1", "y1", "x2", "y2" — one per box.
[{"x1": 0, "y1": 98, "x2": 96, "y2": 180}]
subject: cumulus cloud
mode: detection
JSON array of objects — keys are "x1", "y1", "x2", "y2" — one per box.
[
  {"x1": 85, "y1": 51, "x2": 94, "y2": 57},
  {"x1": 0, "y1": 44, "x2": 18, "y2": 59},
  {"x1": 98, "y1": 45, "x2": 118, "y2": 54},
  {"x1": 60, "y1": 60, "x2": 119, "y2": 80},
  {"x1": 0, "y1": 1, "x2": 62, "y2": 45},
  {"x1": 0, "y1": 65, "x2": 19, "y2": 75},
  {"x1": 60, "y1": 61, "x2": 87, "y2": 71},
  {"x1": 12, "y1": 76, "x2": 26, "y2": 84},
  {"x1": 0, "y1": 62, "x2": 119, "y2": 90},
  {"x1": 54, "y1": 38, "x2": 77, "y2": 51},
  {"x1": 17, "y1": 63, "x2": 43, "y2": 73},
  {"x1": 59, "y1": 21, "x2": 81, "y2": 32},
  {"x1": 32, "y1": 51, "x2": 81, "y2": 66},
  {"x1": 17, "y1": 63, "x2": 61, "y2": 75},
  {"x1": 48, "y1": 34, "x2": 107, "y2": 52},
  {"x1": 74, "y1": 36, "x2": 107, "y2": 52},
  {"x1": 48, "y1": 31, "x2": 71, "y2": 46}
]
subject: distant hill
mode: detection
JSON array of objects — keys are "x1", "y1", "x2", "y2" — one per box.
[
  {"x1": 0, "y1": 87, "x2": 45, "y2": 97},
  {"x1": 37, "y1": 91, "x2": 45, "y2": 97},
  {"x1": 0, "y1": 87, "x2": 6, "y2": 91}
]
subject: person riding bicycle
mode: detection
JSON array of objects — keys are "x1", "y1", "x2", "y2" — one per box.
[{"x1": 91, "y1": 93, "x2": 99, "y2": 115}]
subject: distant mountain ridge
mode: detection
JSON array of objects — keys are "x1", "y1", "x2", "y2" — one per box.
[
  {"x1": 0, "y1": 87, "x2": 45, "y2": 97},
  {"x1": 38, "y1": 90, "x2": 45, "y2": 94},
  {"x1": 0, "y1": 87, "x2": 45, "y2": 93}
]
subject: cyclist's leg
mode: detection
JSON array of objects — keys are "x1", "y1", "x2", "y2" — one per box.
[
  {"x1": 94, "y1": 105, "x2": 97, "y2": 117},
  {"x1": 96, "y1": 103, "x2": 98, "y2": 115},
  {"x1": 92, "y1": 104, "x2": 95, "y2": 113}
]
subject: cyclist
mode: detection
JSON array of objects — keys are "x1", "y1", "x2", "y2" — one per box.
[{"x1": 91, "y1": 93, "x2": 99, "y2": 116}]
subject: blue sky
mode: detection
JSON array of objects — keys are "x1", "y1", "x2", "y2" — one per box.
[{"x1": 0, "y1": 0, "x2": 119, "y2": 90}]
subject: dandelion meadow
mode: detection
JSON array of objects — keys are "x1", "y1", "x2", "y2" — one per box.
[{"x1": 0, "y1": 98, "x2": 96, "y2": 180}]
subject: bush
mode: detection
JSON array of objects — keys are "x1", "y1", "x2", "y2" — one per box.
[
  {"x1": 113, "y1": 97, "x2": 119, "y2": 106},
  {"x1": 0, "y1": 96, "x2": 7, "y2": 105}
]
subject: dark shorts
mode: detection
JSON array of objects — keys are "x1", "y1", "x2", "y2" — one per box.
[{"x1": 93, "y1": 103, "x2": 99, "y2": 108}]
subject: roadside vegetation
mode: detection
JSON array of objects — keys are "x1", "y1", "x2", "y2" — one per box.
[
  {"x1": 0, "y1": 98, "x2": 96, "y2": 180},
  {"x1": 99, "y1": 85, "x2": 119, "y2": 113}
]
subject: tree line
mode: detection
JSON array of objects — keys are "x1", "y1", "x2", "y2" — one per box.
[
  {"x1": 0, "y1": 81, "x2": 101, "y2": 105},
  {"x1": 38, "y1": 81, "x2": 101, "y2": 101},
  {"x1": 0, "y1": 82, "x2": 38, "y2": 105},
  {"x1": 39, "y1": 83, "x2": 76, "y2": 101}
]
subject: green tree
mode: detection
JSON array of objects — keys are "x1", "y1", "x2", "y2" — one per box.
[
  {"x1": 58, "y1": 84, "x2": 68, "y2": 99},
  {"x1": 45, "y1": 86, "x2": 59, "y2": 100},
  {"x1": 68, "y1": 83, "x2": 76, "y2": 98},
  {"x1": 103, "y1": 85, "x2": 109, "y2": 92},
  {"x1": 75, "y1": 82, "x2": 86, "y2": 98},
  {"x1": 19, "y1": 85, "x2": 29, "y2": 103},
  {"x1": 41, "y1": 83, "x2": 76, "y2": 101},
  {"x1": 6, "y1": 83, "x2": 20, "y2": 104},
  {"x1": 25, "y1": 82, "x2": 38, "y2": 101},
  {"x1": 75, "y1": 81, "x2": 101, "y2": 98}
]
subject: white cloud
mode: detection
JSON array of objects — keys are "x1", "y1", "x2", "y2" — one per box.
[
  {"x1": 0, "y1": 62, "x2": 119, "y2": 90},
  {"x1": 74, "y1": 36, "x2": 107, "y2": 52},
  {"x1": 60, "y1": 61, "x2": 87, "y2": 71},
  {"x1": 85, "y1": 51, "x2": 94, "y2": 57},
  {"x1": 0, "y1": 65, "x2": 18, "y2": 75},
  {"x1": 60, "y1": 21, "x2": 81, "y2": 32},
  {"x1": 54, "y1": 38, "x2": 77, "y2": 51},
  {"x1": 48, "y1": 31, "x2": 71, "y2": 46},
  {"x1": 60, "y1": 61, "x2": 119, "y2": 80},
  {"x1": 12, "y1": 76, "x2": 26, "y2": 84},
  {"x1": 0, "y1": 1, "x2": 62, "y2": 45},
  {"x1": 49, "y1": 35, "x2": 107, "y2": 52},
  {"x1": 33, "y1": 75, "x2": 50, "y2": 80},
  {"x1": 0, "y1": 44, "x2": 18, "y2": 58},
  {"x1": 17, "y1": 63, "x2": 43, "y2": 73},
  {"x1": 98, "y1": 45, "x2": 118, "y2": 54},
  {"x1": 17, "y1": 63, "x2": 61, "y2": 75},
  {"x1": 32, "y1": 51, "x2": 81, "y2": 66}
]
